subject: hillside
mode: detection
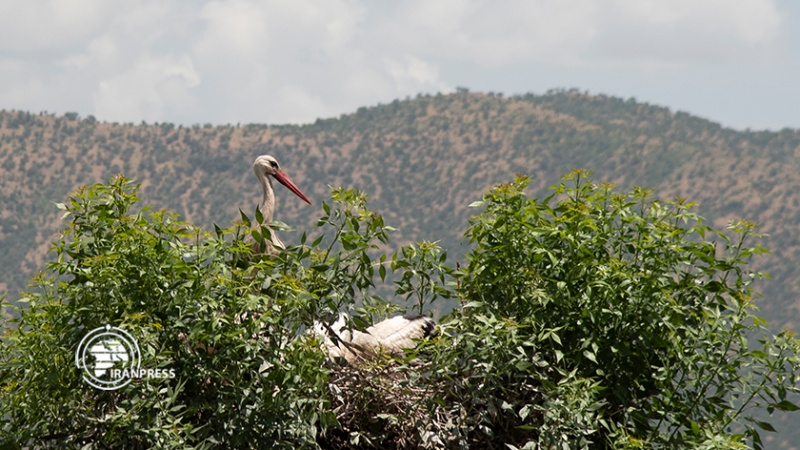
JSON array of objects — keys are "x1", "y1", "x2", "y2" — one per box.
[{"x1": 2, "y1": 90, "x2": 800, "y2": 332}]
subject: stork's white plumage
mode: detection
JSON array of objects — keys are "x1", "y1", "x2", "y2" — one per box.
[
  {"x1": 315, "y1": 313, "x2": 436, "y2": 363},
  {"x1": 250, "y1": 155, "x2": 311, "y2": 255}
]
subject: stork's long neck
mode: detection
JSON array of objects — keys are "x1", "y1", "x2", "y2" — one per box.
[{"x1": 258, "y1": 173, "x2": 276, "y2": 224}]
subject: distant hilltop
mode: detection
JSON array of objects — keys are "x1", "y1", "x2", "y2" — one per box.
[{"x1": 2, "y1": 90, "x2": 800, "y2": 331}]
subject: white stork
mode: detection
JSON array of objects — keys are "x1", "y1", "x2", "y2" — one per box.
[
  {"x1": 250, "y1": 155, "x2": 311, "y2": 255},
  {"x1": 315, "y1": 313, "x2": 436, "y2": 363}
]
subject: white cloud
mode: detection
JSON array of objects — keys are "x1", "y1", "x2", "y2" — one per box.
[
  {"x1": 0, "y1": 0, "x2": 792, "y2": 127},
  {"x1": 608, "y1": 0, "x2": 780, "y2": 46},
  {"x1": 0, "y1": 0, "x2": 124, "y2": 52},
  {"x1": 57, "y1": 36, "x2": 118, "y2": 70},
  {"x1": 186, "y1": 0, "x2": 451, "y2": 123},
  {"x1": 272, "y1": 84, "x2": 331, "y2": 124},
  {"x1": 371, "y1": 0, "x2": 600, "y2": 65},
  {"x1": 587, "y1": 0, "x2": 783, "y2": 64},
  {"x1": 93, "y1": 55, "x2": 201, "y2": 123},
  {"x1": 372, "y1": 0, "x2": 782, "y2": 67},
  {"x1": 195, "y1": 0, "x2": 270, "y2": 60},
  {"x1": 0, "y1": 59, "x2": 46, "y2": 107},
  {"x1": 384, "y1": 56, "x2": 450, "y2": 93}
]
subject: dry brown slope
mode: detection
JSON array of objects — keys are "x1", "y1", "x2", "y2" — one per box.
[{"x1": 2, "y1": 90, "x2": 800, "y2": 331}]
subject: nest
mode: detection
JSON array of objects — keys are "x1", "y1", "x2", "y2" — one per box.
[{"x1": 320, "y1": 359, "x2": 459, "y2": 450}]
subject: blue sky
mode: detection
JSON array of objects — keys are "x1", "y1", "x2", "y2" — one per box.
[{"x1": 0, "y1": 0, "x2": 797, "y2": 130}]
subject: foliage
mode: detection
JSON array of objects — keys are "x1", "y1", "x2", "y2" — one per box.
[
  {"x1": 426, "y1": 171, "x2": 800, "y2": 448},
  {"x1": 0, "y1": 176, "x2": 411, "y2": 448},
  {"x1": 2, "y1": 173, "x2": 800, "y2": 449}
]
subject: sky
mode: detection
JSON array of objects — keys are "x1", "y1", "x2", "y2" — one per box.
[{"x1": 0, "y1": 0, "x2": 798, "y2": 131}]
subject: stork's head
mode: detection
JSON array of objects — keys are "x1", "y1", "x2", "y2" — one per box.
[{"x1": 253, "y1": 155, "x2": 312, "y2": 204}]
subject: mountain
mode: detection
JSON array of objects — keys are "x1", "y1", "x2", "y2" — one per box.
[
  {"x1": 2, "y1": 90, "x2": 800, "y2": 332},
  {"x1": 3, "y1": 90, "x2": 800, "y2": 448}
]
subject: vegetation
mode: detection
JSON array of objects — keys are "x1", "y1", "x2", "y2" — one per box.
[
  {"x1": 2, "y1": 91, "x2": 800, "y2": 446},
  {"x1": 2, "y1": 173, "x2": 798, "y2": 449},
  {"x1": 3, "y1": 91, "x2": 800, "y2": 334}
]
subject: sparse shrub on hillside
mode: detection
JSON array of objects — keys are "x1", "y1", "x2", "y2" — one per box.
[{"x1": 1, "y1": 172, "x2": 799, "y2": 449}]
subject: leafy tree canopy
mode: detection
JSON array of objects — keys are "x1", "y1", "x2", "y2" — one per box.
[{"x1": 1, "y1": 172, "x2": 798, "y2": 449}]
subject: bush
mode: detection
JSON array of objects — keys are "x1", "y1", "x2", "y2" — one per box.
[
  {"x1": 2, "y1": 172, "x2": 798, "y2": 449},
  {"x1": 426, "y1": 171, "x2": 800, "y2": 449},
  {"x1": 0, "y1": 176, "x2": 420, "y2": 448}
]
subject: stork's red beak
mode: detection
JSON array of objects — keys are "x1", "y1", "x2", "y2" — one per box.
[{"x1": 273, "y1": 170, "x2": 312, "y2": 205}]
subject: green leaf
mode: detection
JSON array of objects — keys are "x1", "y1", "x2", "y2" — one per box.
[
  {"x1": 461, "y1": 301, "x2": 484, "y2": 309},
  {"x1": 755, "y1": 420, "x2": 776, "y2": 432},
  {"x1": 518, "y1": 404, "x2": 531, "y2": 421},
  {"x1": 773, "y1": 400, "x2": 800, "y2": 412}
]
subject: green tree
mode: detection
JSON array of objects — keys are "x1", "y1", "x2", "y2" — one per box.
[
  {"x1": 2, "y1": 172, "x2": 799, "y2": 449},
  {"x1": 0, "y1": 176, "x2": 406, "y2": 448},
  {"x1": 424, "y1": 171, "x2": 800, "y2": 448}
]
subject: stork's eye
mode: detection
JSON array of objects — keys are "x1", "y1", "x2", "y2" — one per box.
[{"x1": 269, "y1": 161, "x2": 278, "y2": 169}]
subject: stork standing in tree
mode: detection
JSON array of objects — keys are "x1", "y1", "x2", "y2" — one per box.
[
  {"x1": 250, "y1": 155, "x2": 312, "y2": 256},
  {"x1": 250, "y1": 155, "x2": 435, "y2": 361}
]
